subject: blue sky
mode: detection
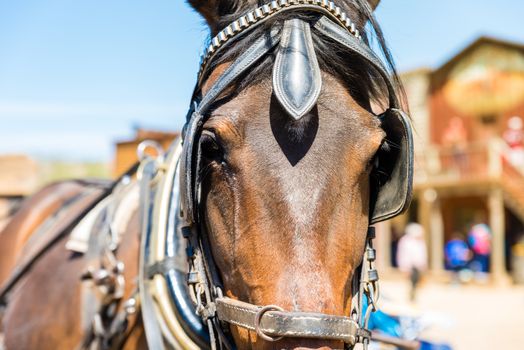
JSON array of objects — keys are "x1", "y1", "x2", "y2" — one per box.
[{"x1": 0, "y1": 0, "x2": 522, "y2": 161}]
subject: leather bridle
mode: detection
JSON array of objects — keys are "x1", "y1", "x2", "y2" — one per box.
[
  {"x1": 0, "y1": 4, "x2": 413, "y2": 350},
  {"x1": 172, "y1": 1, "x2": 415, "y2": 349}
]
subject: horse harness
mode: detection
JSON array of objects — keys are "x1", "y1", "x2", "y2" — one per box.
[
  {"x1": 0, "y1": 1, "x2": 414, "y2": 349},
  {"x1": 139, "y1": 1, "x2": 414, "y2": 349}
]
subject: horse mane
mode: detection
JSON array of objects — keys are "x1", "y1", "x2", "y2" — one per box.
[{"x1": 200, "y1": 0, "x2": 406, "y2": 112}]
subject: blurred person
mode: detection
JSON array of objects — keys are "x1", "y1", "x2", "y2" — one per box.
[
  {"x1": 467, "y1": 222, "x2": 491, "y2": 280},
  {"x1": 390, "y1": 226, "x2": 402, "y2": 268},
  {"x1": 396, "y1": 223, "x2": 428, "y2": 302},
  {"x1": 445, "y1": 233, "x2": 472, "y2": 284},
  {"x1": 442, "y1": 116, "x2": 468, "y2": 173},
  {"x1": 512, "y1": 234, "x2": 524, "y2": 284},
  {"x1": 503, "y1": 116, "x2": 524, "y2": 169}
]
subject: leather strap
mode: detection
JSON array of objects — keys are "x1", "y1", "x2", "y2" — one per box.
[
  {"x1": 197, "y1": 1, "x2": 363, "y2": 84},
  {"x1": 197, "y1": 26, "x2": 281, "y2": 114},
  {"x1": 215, "y1": 297, "x2": 362, "y2": 345},
  {"x1": 0, "y1": 185, "x2": 111, "y2": 305},
  {"x1": 138, "y1": 159, "x2": 167, "y2": 350},
  {"x1": 180, "y1": 27, "x2": 281, "y2": 223},
  {"x1": 313, "y1": 16, "x2": 400, "y2": 109}
]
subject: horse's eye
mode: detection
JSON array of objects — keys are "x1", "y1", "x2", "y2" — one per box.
[
  {"x1": 368, "y1": 140, "x2": 385, "y2": 170},
  {"x1": 370, "y1": 140, "x2": 392, "y2": 185},
  {"x1": 200, "y1": 130, "x2": 223, "y2": 161}
]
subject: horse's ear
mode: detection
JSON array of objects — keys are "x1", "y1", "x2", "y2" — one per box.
[
  {"x1": 188, "y1": 1, "x2": 381, "y2": 34},
  {"x1": 187, "y1": 0, "x2": 257, "y2": 35},
  {"x1": 187, "y1": 0, "x2": 220, "y2": 32},
  {"x1": 367, "y1": 0, "x2": 381, "y2": 11}
]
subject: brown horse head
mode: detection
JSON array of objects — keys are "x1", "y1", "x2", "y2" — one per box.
[{"x1": 187, "y1": 1, "x2": 401, "y2": 348}]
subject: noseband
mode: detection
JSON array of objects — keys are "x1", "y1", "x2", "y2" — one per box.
[{"x1": 140, "y1": 1, "x2": 414, "y2": 349}]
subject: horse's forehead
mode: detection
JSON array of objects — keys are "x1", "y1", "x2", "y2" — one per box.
[
  {"x1": 210, "y1": 81, "x2": 381, "y2": 173},
  {"x1": 209, "y1": 73, "x2": 379, "y2": 133}
]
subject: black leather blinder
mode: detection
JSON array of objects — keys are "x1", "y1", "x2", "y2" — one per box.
[
  {"x1": 370, "y1": 109, "x2": 414, "y2": 224},
  {"x1": 180, "y1": 111, "x2": 205, "y2": 224}
]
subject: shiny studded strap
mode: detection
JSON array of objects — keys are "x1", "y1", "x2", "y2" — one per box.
[{"x1": 198, "y1": 0, "x2": 364, "y2": 84}]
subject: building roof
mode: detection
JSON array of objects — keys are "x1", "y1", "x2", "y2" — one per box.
[
  {"x1": 116, "y1": 128, "x2": 180, "y2": 147},
  {"x1": 432, "y1": 36, "x2": 524, "y2": 84}
]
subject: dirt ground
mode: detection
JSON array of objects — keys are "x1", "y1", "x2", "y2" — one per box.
[{"x1": 377, "y1": 276, "x2": 524, "y2": 350}]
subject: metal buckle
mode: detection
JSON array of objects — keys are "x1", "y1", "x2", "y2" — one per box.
[{"x1": 254, "y1": 305, "x2": 284, "y2": 342}]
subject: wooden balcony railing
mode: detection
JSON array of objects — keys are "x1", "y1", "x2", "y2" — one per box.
[{"x1": 415, "y1": 138, "x2": 524, "y2": 187}]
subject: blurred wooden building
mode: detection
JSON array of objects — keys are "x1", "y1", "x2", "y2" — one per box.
[
  {"x1": 114, "y1": 128, "x2": 180, "y2": 177},
  {"x1": 376, "y1": 37, "x2": 524, "y2": 282}
]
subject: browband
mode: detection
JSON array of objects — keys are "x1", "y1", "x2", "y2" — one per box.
[{"x1": 197, "y1": 0, "x2": 365, "y2": 84}]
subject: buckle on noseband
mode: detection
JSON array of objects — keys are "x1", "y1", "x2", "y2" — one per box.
[{"x1": 254, "y1": 305, "x2": 285, "y2": 342}]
